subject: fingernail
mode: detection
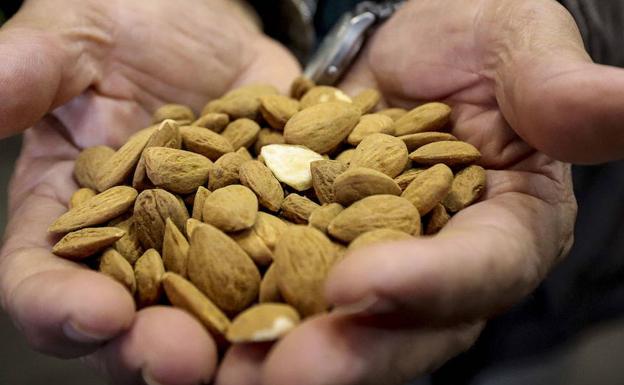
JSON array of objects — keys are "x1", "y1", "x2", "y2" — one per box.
[
  {"x1": 332, "y1": 294, "x2": 396, "y2": 316},
  {"x1": 62, "y1": 321, "x2": 108, "y2": 344},
  {"x1": 142, "y1": 369, "x2": 166, "y2": 385}
]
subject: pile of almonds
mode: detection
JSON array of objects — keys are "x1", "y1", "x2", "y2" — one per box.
[{"x1": 48, "y1": 77, "x2": 486, "y2": 345}]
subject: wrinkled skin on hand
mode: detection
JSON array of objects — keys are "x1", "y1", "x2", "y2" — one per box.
[{"x1": 0, "y1": 1, "x2": 298, "y2": 384}]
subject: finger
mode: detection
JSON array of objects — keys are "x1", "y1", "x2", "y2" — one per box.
[
  {"x1": 86, "y1": 307, "x2": 217, "y2": 385},
  {"x1": 326, "y1": 165, "x2": 576, "y2": 326},
  {"x1": 0, "y1": 0, "x2": 103, "y2": 138},
  {"x1": 215, "y1": 343, "x2": 272, "y2": 385},
  {"x1": 487, "y1": 1, "x2": 624, "y2": 163},
  {"x1": 263, "y1": 314, "x2": 483, "y2": 385}
]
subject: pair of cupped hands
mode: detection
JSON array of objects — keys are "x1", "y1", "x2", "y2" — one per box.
[{"x1": 1, "y1": 0, "x2": 622, "y2": 384}]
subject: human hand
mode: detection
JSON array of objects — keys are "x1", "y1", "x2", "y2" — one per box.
[
  {"x1": 215, "y1": 1, "x2": 582, "y2": 384},
  {"x1": 0, "y1": 1, "x2": 298, "y2": 384}
]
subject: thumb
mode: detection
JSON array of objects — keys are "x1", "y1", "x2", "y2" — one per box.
[
  {"x1": 493, "y1": 1, "x2": 624, "y2": 164},
  {"x1": 0, "y1": 0, "x2": 101, "y2": 138}
]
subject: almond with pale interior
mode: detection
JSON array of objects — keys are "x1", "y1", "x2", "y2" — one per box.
[
  {"x1": 226, "y1": 303, "x2": 300, "y2": 343},
  {"x1": 260, "y1": 144, "x2": 323, "y2": 191}
]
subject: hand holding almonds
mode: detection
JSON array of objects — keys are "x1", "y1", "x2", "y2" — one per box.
[{"x1": 50, "y1": 77, "x2": 486, "y2": 345}]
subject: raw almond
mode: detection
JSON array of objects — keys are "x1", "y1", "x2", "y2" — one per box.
[
  {"x1": 134, "y1": 249, "x2": 165, "y2": 307},
  {"x1": 274, "y1": 226, "x2": 338, "y2": 316},
  {"x1": 328, "y1": 195, "x2": 421, "y2": 242},
  {"x1": 254, "y1": 128, "x2": 286, "y2": 154},
  {"x1": 290, "y1": 76, "x2": 315, "y2": 100},
  {"x1": 349, "y1": 133, "x2": 408, "y2": 178},
  {"x1": 284, "y1": 102, "x2": 361, "y2": 154},
  {"x1": 281, "y1": 194, "x2": 320, "y2": 224},
  {"x1": 226, "y1": 303, "x2": 300, "y2": 343},
  {"x1": 181, "y1": 125, "x2": 234, "y2": 161},
  {"x1": 143, "y1": 147, "x2": 212, "y2": 194},
  {"x1": 348, "y1": 228, "x2": 413, "y2": 251},
  {"x1": 335, "y1": 149, "x2": 355, "y2": 165},
  {"x1": 308, "y1": 203, "x2": 344, "y2": 234},
  {"x1": 191, "y1": 186, "x2": 211, "y2": 220},
  {"x1": 192, "y1": 113, "x2": 230, "y2": 133},
  {"x1": 223, "y1": 84, "x2": 279, "y2": 100},
  {"x1": 99, "y1": 248, "x2": 136, "y2": 294},
  {"x1": 254, "y1": 212, "x2": 289, "y2": 251},
  {"x1": 310, "y1": 160, "x2": 348, "y2": 204},
  {"x1": 400, "y1": 132, "x2": 457, "y2": 151},
  {"x1": 239, "y1": 160, "x2": 284, "y2": 212},
  {"x1": 378, "y1": 108, "x2": 408, "y2": 121},
  {"x1": 111, "y1": 217, "x2": 144, "y2": 265},
  {"x1": 133, "y1": 119, "x2": 182, "y2": 190},
  {"x1": 236, "y1": 147, "x2": 253, "y2": 161},
  {"x1": 259, "y1": 264, "x2": 283, "y2": 303},
  {"x1": 260, "y1": 144, "x2": 323, "y2": 191},
  {"x1": 231, "y1": 227, "x2": 273, "y2": 266},
  {"x1": 394, "y1": 168, "x2": 426, "y2": 191},
  {"x1": 300, "y1": 86, "x2": 352, "y2": 109},
  {"x1": 401, "y1": 164, "x2": 454, "y2": 216},
  {"x1": 69, "y1": 188, "x2": 96, "y2": 209},
  {"x1": 352, "y1": 88, "x2": 381, "y2": 114},
  {"x1": 260, "y1": 95, "x2": 300, "y2": 130},
  {"x1": 202, "y1": 94, "x2": 260, "y2": 120},
  {"x1": 409, "y1": 141, "x2": 481, "y2": 166},
  {"x1": 334, "y1": 167, "x2": 402, "y2": 206},
  {"x1": 186, "y1": 218, "x2": 208, "y2": 239},
  {"x1": 133, "y1": 189, "x2": 189, "y2": 251},
  {"x1": 162, "y1": 218, "x2": 190, "y2": 277},
  {"x1": 393, "y1": 102, "x2": 451, "y2": 136},
  {"x1": 347, "y1": 114, "x2": 394, "y2": 145},
  {"x1": 208, "y1": 152, "x2": 247, "y2": 190},
  {"x1": 52, "y1": 227, "x2": 125, "y2": 259},
  {"x1": 162, "y1": 272, "x2": 231, "y2": 336},
  {"x1": 202, "y1": 185, "x2": 258, "y2": 232},
  {"x1": 222, "y1": 118, "x2": 261, "y2": 149},
  {"x1": 74, "y1": 146, "x2": 115, "y2": 190},
  {"x1": 187, "y1": 224, "x2": 261, "y2": 315},
  {"x1": 49, "y1": 186, "x2": 138, "y2": 233},
  {"x1": 153, "y1": 104, "x2": 195, "y2": 124},
  {"x1": 425, "y1": 204, "x2": 450, "y2": 235},
  {"x1": 442, "y1": 165, "x2": 486, "y2": 212}
]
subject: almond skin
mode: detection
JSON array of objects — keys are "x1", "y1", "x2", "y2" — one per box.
[
  {"x1": 52, "y1": 227, "x2": 126, "y2": 259},
  {"x1": 111, "y1": 217, "x2": 144, "y2": 265},
  {"x1": 290, "y1": 76, "x2": 315, "y2": 100},
  {"x1": 260, "y1": 95, "x2": 300, "y2": 130},
  {"x1": 208, "y1": 152, "x2": 247, "y2": 190},
  {"x1": 378, "y1": 108, "x2": 408, "y2": 121},
  {"x1": 181, "y1": 125, "x2": 234, "y2": 161},
  {"x1": 69, "y1": 188, "x2": 96, "y2": 209},
  {"x1": 133, "y1": 120, "x2": 182, "y2": 190},
  {"x1": 442, "y1": 165, "x2": 487, "y2": 212},
  {"x1": 254, "y1": 128, "x2": 286, "y2": 154},
  {"x1": 259, "y1": 264, "x2": 283, "y2": 303},
  {"x1": 153, "y1": 104, "x2": 195, "y2": 124},
  {"x1": 401, "y1": 164, "x2": 454, "y2": 216},
  {"x1": 394, "y1": 168, "x2": 426, "y2": 191},
  {"x1": 133, "y1": 189, "x2": 189, "y2": 251},
  {"x1": 352, "y1": 88, "x2": 381, "y2": 114},
  {"x1": 349, "y1": 133, "x2": 409, "y2": 178},
  {"x1": 284, "y1": 102, "x2": 361, "y2": 154},
  {"x1": 400, "y1": 132, "x2": 457, "y2": 152},
  {"x1": 74, "y1": 146, "x2": 115, "y2": 190},
  {"x1": 299, "y1": 86, "x2": 352, "y2": 109},
  {"x1": 162, "y1": 218, "x2": 190, "y2": 277},
  {"x1": 333, "y1": 167, "x2": 402, "y2": 206},
  {"x1": 347, "y1": 114, "x2": 394, "y2": 146},
  {"x1": 222, "y1": 118, "x2": 261, "y2": 149},
  {"x1": 393, "y1": 102, "x2": 452, "y2": 136},
  {"x1": 239, "y1": 160, "x2": 284, "y2": 212},
  {"x1": 308, "y1": 203, "x2": 344, "y2": 234},
  {"x1": 425, "y1": 204, "x2": 451, "y2": 235},
  {"x1": 202, "y1": 185, "x2": 258, "y2": 232},
  {"x1": 310, "y1": 160, "x2": 348, "y2": 205},
  {"x1": 192, "y1": 113, "x2": 230, "y2": 133},
  {"x1": 144, "y1": 147, "x2": 212, "y2": 194},
  {"x1": 134, "y1": 249, "x2": 165, "y2": 307},
  {"x1": 328, "y1": 195, "x2": 421, "y2": 242},
  {"x1": 409, "y1": 141, "x2": 481, "y2": 166},
  {"x1": 99, "y1": 248, "x2": 136, "y2": 294},
  {"x1": 191, "y1": 186, "x2": 211, "y2": 220},
  {"x1": 281, "y1": 194, "x2": 320, "y2": 224},
  {"x1": 348, "y1": 229, "x2": 414, "y2": 252}
]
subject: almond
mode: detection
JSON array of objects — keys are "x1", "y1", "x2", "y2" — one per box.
[
  {"x1": 133, "y1": 120, "x2": 182, "y2": 190},
  {"x1": 378, "y1": 108, "x2": 408, "y2": 121},
  {"x1": 352, "y1": 88, "x2": 381, "y2": 114},
  {"x1": 300, "y1": 86, "x2": 352, "y2": 109},
  {"x1": 202, "y1": 185, "x2": 258, "y2": 232},
  {"x1": 231, "y1": 227, "x2": 273, "y2": 266},
  {"x1": 254, "y1": 212, "x2": 289, "y2": 251},
  {"x1": 162, "y1": 218, "x2": 190, "y2": 277},
  {"x1": 134, "y1": 249, "x2": 165, "y2": 307},
  {"x1": 192, "y1": 113, "x2": 230, "y2": 133},
  {"x1": 203, "y1": 94, "x2": 260, "y2": 120},
  {"x1": 99, "y1": 248, "x2": 136, "y2": 294},
  {"x1": 349, "y1": 133, "x2": 408, "y2": 178},
  {"x1": 310, "y1": 160, "x2": 348, "y2": 204},
  {"x1": 143, "y1": 147, "x2": 212, "y2": 194},
  {"x1": 236, "y1": 147, "x2": 253, "y2": 161},
  {"x1": 425, "y1": 203, "x2": 450, "y2": 235},
  {"x1": 394, "y1": 168, "x2": 426, "y2": 191},
  {"x1": 260, "y1": 144, "x2": 323, "y2": 191},
  {"x1": 222, "y1": 118, "x2": 261, "y2": 149},
  {"x1": 393, "y1": 102, "x2": 452, "y2": 136},
  {"x1": 290, "y1": 76, "x2": 315, "y2": 100},
  {"x1": 208, "y1": 152, "x2": 247, "y2": 190},
  {"x1": 335, "y1": 149, "x2": 355, "y2": 165},
  {"x1": 308, "y1": 203, "x2": 344, "y2": 234},
  {"x1": 254, "y1": 128, "x2": 286, "y2": 154},
  {"x1": 334, "y1": 167, "x2": 402, "y2": 206},
  {"x1": 133, "y1": 189, "x2": 189, "y2": 251},
  {"x1": 260, "y1": 95, "x2": 300, "y2": 130},
  {"x1": 328, "y1": 195, "x2": 421, "y2": 242},
  {"x1": 284, "y1": 102, "x2": 360, "y2": 154},
  {"x1": 111, "y1": 216, "x2": 144, "y2": 265},
  {"x1": 69, "y1": 188, "x2": 96, "y2": 209},
  {"x1": 74, "y1": 146, "x2": 115, "y2": 190},
  {"x1": 401, "y1": 164, "x2": 454, "y2": 216},
  {"x1": 181, "y1": 125, "x2": 234, "y2": 161},
  {"x1": 191, "y1": 186, "x2": 211, "y2": 220},
  {"x1": 274, "y1": 226, "x2": 338, "y2": 316},
  {"x1": 281, "y1": 194, "x2": 320, "y2": 224},
  {"x1": 223, "y1": 84, "x2": 279, "y2": 100},
  {"x1": 187, "y1": 224, "x2": 261, "y2": 315},
  {"x1": 259, "y1": 264, "x2": 283, "y2": 303},
  {"x1": 153, "y1": 104, "x2": 195, "y2": 124},
  {"x1": 409, "y1": 141, "x2": 481, "y2": 166},
  {"x1": 49, "y1": 186, "x2": 138, "y2": 233},
  {"x1": 442, "y1": 165, "x2": 486, "y2": 212},
  {"x1": 226, "y1": 303, "x2": 300, "y2": 343},
  {"x1": 239, "y1": 160, "x2": 284, "y2": 212},
  {"x1": 52, "y1": 227, "x2": 125, "y2": 259},
  {"x1": 348, "y1": 229, "x2": 413, "y2": 251},
  {"x1": 347, "y1": 114, "x2": 394, "y2": 145},
  {"x1": 400, "y1": 132, "x2": 457, "y2": 151}
]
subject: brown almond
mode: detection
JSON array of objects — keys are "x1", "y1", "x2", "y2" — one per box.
[
  {"x1": 186, "y1": 218, "x2": 208, "y2": 239},
  {"x1": 69, "y1": 188, "x2": 96, "y2": 209},
  {"x1": 310, "y1": 160, "x2": 348, "y2": 204},
  {"x1": 192, "y1": 113, "x2": 230, "y2": 133},
  {"x1": 254, "y1": 129, "x2": 286, "y2": 154},
  {"x1": 309, "y1": 203, "x2": 344, "y2": 234},
  {"x1": 133, "y1": 120, "x2": 182, "y2": 190},
  {"x1": 259, "y1": 264, "x2": 283, "y2": 303},
  {"x1": 409, "y1": 141, "x2": 481, "y2": 166},
  {"x1": 226, "y1": 303, "x2": 300, "y2": 343},
  {"x1": 259, "y1": 95, "x2": 300, "y2": 130},
  {"x1": 239, "y1": 160, "x2": 284, "y2": 212},
  {"x1": 402, "y1": 164, "x2": 454, "y2": 216},
  {"x1": 284, "y1": 102, "x2": 361, "y2": 154},
  {"x1": 96, "y1": 127, "x2": 155, "y2": 192},
  {"x1": 254, "y1": 212, "x2": 289, "y2": 251},
  {"x1": 49, "y1": 186, "x2": 138, "y2": 233},
  {"x1": 290, "y1": 76, "x2": 315, "y2": 100},
  {"x1": 442, "y1": 165, "x2": 486, "y2": 212},
  {"x1": 202, "y1": 94, "x2": 260, "y2": 121},
  {"x1": 111, "y1": 217, "x2": 144, "y2": 265},
  {"x1": 231, "y1": 227, "x2": 273, "y2": 266},
  {"x1": 394, "y1": 168, "x2": 426, "y2": 191},
  {"x1": 162, "y1": 272, "x2": 231, "y2": 336},
  {"x1": 99, "y1": 248, "x2": 136, "y2": 294},
  {"x1": 162, "y1": 218, "x2": 190, "y2": 277},
  {"x1": 400, "y1": 132, "x2": 457, "y2": 152},
  {"x1": 74, "y1": 146, "x2": 115, "y2": 190},
  {"x1": 143, "y1": 147, "x2": 212, "y2": 194},
  {"x1": 378, "y1": 108, "x2": 408, "y2": 121},
  {"x1": 236, "y1": 147, "x2": 253, "y2": 161},
  {"x1": 134, "y1": 249, "x2": 165, "y2": 307},
  {"x1": 348, "y1": 229, "x2": 413, "y2": 251},
  {"x1": 334, "y1": 167, "x2": 402, "y2": 206},
  {"x1": 347, "y1": 114, "x2": 394, "y2": 146},
  {"x1": 133, "y1": 189, "x2": 189, "y2": 251},
  {"x1": 328, "y1": 195, "x2": 421, "y2": 242},
  {"x1": 222, "y1": 118, "x2": 261, "y2": 149},
  {"x1": 393, "y1": 102, "x2": 452, "y2": 136},
  {"x1": 425, "y1": 204, "x2": 451, "y2": 235},
  {"x1": 208, "y1": 152, "x2": 247, "y2": 190},
  {"x1": 352, "y1": 88, "x2": 381, "y2": 114},
  {"x1": 274, "y1": 226, "x2": 338, "y2": 316},
  {"x1": 187, "y1": 224, "x2": 261, "y2": 315},
  {"x1": 181, "y1": 125, "x2": 234, "y2": 161},
  {"x1": 153, "y1": 104, "x2": 195, "y2": 124},
  {"x1": 349, "y1": 133, "x2": 409, "y2": 178},
  {"x1": 202, "y1": 185, "x2": 258, "y2": 232},
  {"x1": 52, "y1": 227, "x2": 125, "y2": 259},
  {"x1": 281, "y1": 194, "x2": 320, "y2": 224},
  {"x1": 335, "y1": 149, "x2": 355, "y2": 165},
  {"x1": 300, "y1": 86, "x2": 353, "y2": 109},
  {"x1": 191, "y1": 186, "x2": 211, "y2": 220}
]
